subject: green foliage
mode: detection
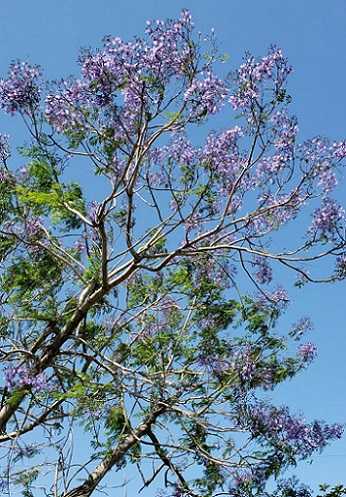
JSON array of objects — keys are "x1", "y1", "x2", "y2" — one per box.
[
  {"x1": 318, "y1": 485, "x2": 346, "y2": 497},
  {"x1": 17, "y1": 181, "x2": 85, "y2": 229},
  {"x1": 2, "y1": 252, "x2": 63, "y2": 302},
  {"x1": 105, "y1": 406, "x2": 127, "y2": 436}
]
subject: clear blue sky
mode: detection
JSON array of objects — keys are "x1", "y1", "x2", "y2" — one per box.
[{"x1": 0, "y1": 0, "x2": 345, "y2": 493}]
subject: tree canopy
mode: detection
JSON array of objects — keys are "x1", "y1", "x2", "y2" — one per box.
[{"x1": 0, "y1": 10, "x2": 345, "y2": 497}]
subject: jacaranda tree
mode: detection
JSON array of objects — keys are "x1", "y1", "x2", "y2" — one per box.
[{"x1": 0, "y1": 10, "x2": 345, "y2": 497}]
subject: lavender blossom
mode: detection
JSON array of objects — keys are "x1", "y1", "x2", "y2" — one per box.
[
  {"x1": 184, "y1": 72, "x2": 228, "y2": 118},
  {"x1": 256, "y1": 287, "x2": 289, "y2": 311},
  {"x1": 230, "y1": 46, "x2": 291, "y2": 111},
  {"x1": 332, "y1": 140, "x2": 346, "y2": 159},
  {"x1": 298, "y1": 342, "x2": 317, "y2": 363},
  {"x1": 0, "y1": 168, "x2": 10, "y2": 183},
  {"x1": 5, "y1": 365, "x2": 47, "y2": 391},
  {"x1": 248, "y1": 403, "x2": 343, "y2": 459},
  {"x1": 202, "y1": 126, "x2": 243, "y2": 179},
  {"x1": 25, "y1": 217, "x2": 42, "y2": 240},
  {"x1": 317, "y1": 161, "x2": 338, "y2": 193},
  {"x1": 336, "y1": 253, "x2": 346, "y2": 279},
  {"x1": 271, "y1": 111, "x2": 298, "y2": 155},
  {"x1": 0, "y1": 134, "x2": 10, "y2": 162},
  {"x1": 310, "y1": 198, "x2": 345, "y2": 241},
  {"x1": 252, "y1": 255, "x2": 273, "y2": 285},
  {"x1": 0, "y1": 61, "x2": 41, "y2": 113}
]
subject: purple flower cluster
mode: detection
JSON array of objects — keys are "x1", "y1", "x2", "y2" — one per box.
[
  {"x1": 134, "y1": 298, "x2": 179, "y2": 341},
  {"x1": 317, "y1": 161, "x2": 338, "y2": 193},
  {"x1": 74, "y1": 237, "x2": 85, "y2": 253},
  {"x1": 297, "y1": 138, "x2": 343, "y2": 196},
  {"x1": 231, "y1": 465, "x2": 269, "y2": 492},
  {"x1": 198, "y1": 346, "x2": 267, "y2": 386},
  {"x1": 249, "y1": 403, "x2": 343, "y2": 458},
  {"x1": 25, "y1": 217, "x2": 42, "y2": 240},
  {"x1": 310, "y1": 198, "x2": 345, "y2": 241},
  {"x1": 192, "y1": 256, "x2": 232, "y2": 290},
  {"x1": 250, "y1": 192, "x2": 303, "y2": 235},
  {"x1": 5, "y1": 365, "x2": 47, "y2": 391},
  {"x1": 0, "y1": 133, "x2": 10, "y2": 162},
  {"x1": 298, "y1": 342, "x2": 317, "y2": 363},
  {"x1": 255, "y1": 154, "x2": 287, "y2": 185},
  {"x1": 298, "y1": 136, "x2": 331, "y2": 168},
  {"x1": 197, "y1": 354, "x2": 229, "y2": 375},
  {"x1": 202, "y1": 126, "x2": 243, "y2": 178},
  {"x1": 151, "y1": 134, "x2": 198, "y2": 169},
  {"x1": 232, "y1": 468, "x2": 253, "y2": 488},
  {"x1": 256, "y1": 287, "x2": 289, "y2": 311},
  {"x1": 252, "y1": 255, "x2": 273, "y2": 285},
  {"x1": 144, "y1": 9, "x2": 194, "y2": 80},
  {"x1": 184, "y1": 72, "x2": 228, "y2": 118},
  {"x1": 236, "y1": 347, "x2": 257, "y2": 383},
  {"x1": 230, "y1": 47, "x2": 291, "y2": 111},
  {"x1": 332, "y1": 140, "x2": 346, "y2": 159},
  {"x1": 89, "y1": 201, "x2": 100, "y2": 224},
  {"x1": 0, "y1": 61, "x2": 41, "y2": 113},
  {"x1": 45, "y1": 10, "x2": 198, "y2": 137},
  {"x1": 45, "y1": 80, "x2": 90, "y2": 132},
  {"x1": 0, "y1": 169, "x2": 8, "y2": 183},
  {"x1": 271, "y1": 111, "x2": 298, "y2": 155},
  {"x1": 336, "y1": 253, "x2": 346, "y2": 279}
]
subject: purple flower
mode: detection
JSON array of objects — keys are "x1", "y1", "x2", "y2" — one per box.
[
  {"x1": 238, "y1": 353, "x2": 256, "y2": 382},
  {"x1": 271, "y1": 111, "x2": 298, "y2": 154},
  {"x1": 232, "y1": 465, "x2": 269, "y2": 491},
  {"x1": 252, "y1": 255, "x2": 273, "y2": 285},
  {"x1": 250, "y1": 192, "x2": 303, "y2": 234},
  {"x1": 0, "y1": 61, "x2": 41, "y2": 113},
  {"x1": 25, "y1": 217, "x2": 42, "y2": 240},
  {"x1": 45, "y1": 80, "x2": 90, "y2": 132},
  {"x1": 248, "y1": 403, "x2": 343, "y2": 458},
  {"x1": 74, "y1": 237, "x2": 85, "y2": 253},
  {"x1": 298, "y1": 342, "x2": 317, "y2": 363},
  {"x1": 317, "y1": 162, "x2": 338, "y2": 193},
  {"x1": 233, "y1": 469, "x2": 253, "y2": 487},
  {"x1": 5, "y1": 365, "x2": 47, "y2": 391},
  {"x1": 230, "y1": 46, "x2": 291, "y2": 111},
  {"x1": 0, "y1": 168, "x2": 10, "y2": 183},
  {"x1": 184, "y1": 72, "x2": 228, "y2": 118},
  {"x1": 0, "y1": 134, "x2": 10, "y2": 162},
  {"x1": 169, "y1": 135, "x2": 197, "y2": 166},
  {"x1": 197, "y1": 354, "x2": 229, "y2": 374},
  {"x1": 257, "y1": 287, "x2": 289, "y2": 310},
  {"x1": 332, "y1": 140, "x2": 346, "y2": 159},
  {"x1": 310, "y1": 198, "x2": 345, "y2": 241},
  {"x1": 336, "y1": 253, "x2": 346, "y2": 279},
  {"x1": 255, "y1": 154, "x2": 288, "y2": 184},
  {"x1": 202, "y1": 126, "x2": 242, "y2": 178},
  {"x1": 89, "y1": 201, "x2": 100, "y2": 224}
]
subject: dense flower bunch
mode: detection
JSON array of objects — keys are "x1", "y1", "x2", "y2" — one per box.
[
  {"x1": 0, "y1": 10, "x2": 344, "y2": 497},
  {"x1": 0, "y1": 134, "x2": 10, "y2": 163},
  {"x1": 0, "y1": 61, "x2": 41, "y2": 113},
  {"x1": 4, "y1": 366, "x2": 47, "y2": 391},
  {"x1": 229, "y1": 46, "x2": 291, "y2": 110},
  {"x1": 310, "y1": 198, "x2": 345, "y2": 241},
  {"x1": 248, "y1": 404, "x2": 343, "y2": 458}
]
